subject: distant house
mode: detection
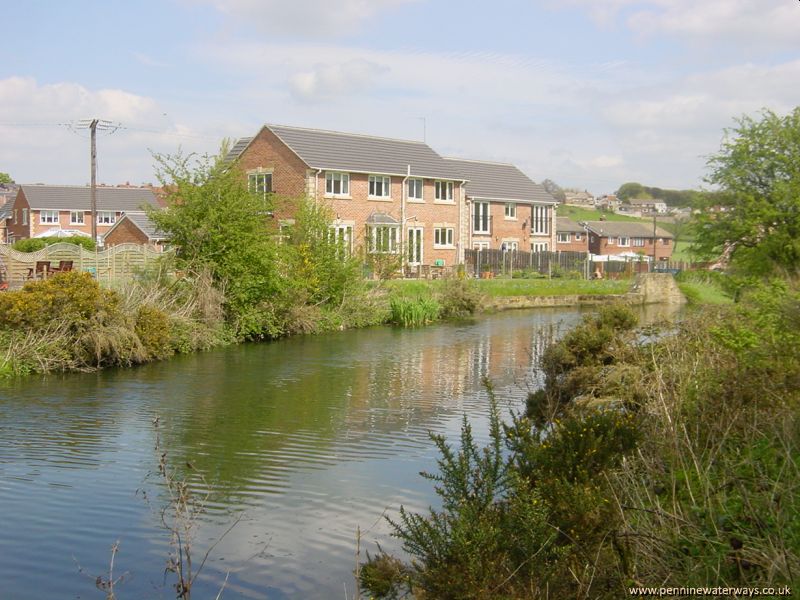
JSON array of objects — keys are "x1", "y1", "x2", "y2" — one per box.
[
  {"x1": 6, "y1": 185, "x2": 161, "y2": 243},
  {"x1": 443, "y1": 158, "x2": 557, "y2": 252},
  {"x1": 627, "y1": 198, "x2": 668, "y2": 214},
  {"x1": 555, "y1": 217, "x2": 588, "y2": 252},
  {"x1": 103, "y1": 213, "x2": 168, "y2": 251},
  {"x1": 584, "y1": 221, "x2": 674, "y2": 260},
  {"x1": 0, "y1": 198, "x2": 13, "y2": 244},
  {"x1": 595, "y1": 194, "x2": 621, "y2": 212},
  {"x1": 564, "y1": 190, "x2": 595, "y2": 207}
]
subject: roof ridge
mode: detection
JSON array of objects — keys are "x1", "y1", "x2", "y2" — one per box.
[
  {"x1": 442, "y1": 156, "x2": 516, "y2": 167},
  {"x1": 265, "y1": 123, "x2": 429, "y2": 146},
  {"x1": 21, "y1": 184, "x2": 152, "y2": 190}
]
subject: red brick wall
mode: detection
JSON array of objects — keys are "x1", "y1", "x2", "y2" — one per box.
[
  {"x1": 315, "y1": 173, "x2": 462, "y2": 266},
  {"x1": 7, "y1": 190, "x2": 31, "y2": 240},
  {"x1": 104, "y1": 218, "x2": 149, "y2": 246}
]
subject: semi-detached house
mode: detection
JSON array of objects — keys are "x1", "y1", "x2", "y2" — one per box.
[
  {"x1": 6, "y1": 185, "x2": 160, "y2": 243},
  {"x1": 226, "y1": 124, "x2": 558, "y2": 269}
]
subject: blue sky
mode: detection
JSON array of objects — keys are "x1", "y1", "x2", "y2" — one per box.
[{"x1": 1, "y1": 0, "x2": 798, "y2": 193}]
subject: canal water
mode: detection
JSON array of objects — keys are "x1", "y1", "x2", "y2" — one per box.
[{"x1": 0, "y1": 305, "x2": 676, "y2": 599}]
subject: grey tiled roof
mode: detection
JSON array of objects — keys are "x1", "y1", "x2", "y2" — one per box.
[
  {"x1": 226, "y1": 125, "x2": 464, "y2": 180},
  {"x1": 20, "y1": 185, "x2": 160, "y2": 212},
  {"x1": 585, "y1": 221, "x2": 673, "y2": 239},
  {"x1": 556, "y1": 217, "x2": 585, "y2": 233},
  {"x1": 365, "y1": 212, "x2": 399, "y2": 225},
  {"x1": 0, "y1": 198, "x2": 12, "y2": 221},
  {"x1": 443, "y1": 158, "x2": 556, "y2": 205},
  {"x1": 125, "y1": 213, "x2": 165, "y2": 240}
]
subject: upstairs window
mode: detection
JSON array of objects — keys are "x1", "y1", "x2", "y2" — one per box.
[
  {"x1": 40, "y1": 210, "x2": 58, "y2": 224},
  {"x1": 70, "y1": 211, "x2": 85, "y2": 225},
  {"x1": 248, "y1": 172, "x2": 273, "y2": 198},
  {"x1": 504, "y1": 203, "x2": 516, "y2": 219},
  {"x1": 632, "y1": 237, "x2": 645, "y2": 247},
  {"x1": 532, "y1": 205, "x2": 550, "y2": 235},
  {"x1": 97, "y1": 211, "x2": 116, "y2": 225},
  {"x1": 618, "y1": 236, "x2": 630, "y2": 247},
  {"x1": 368, "y1": 175, "x2": 391, "y2": 199},
  {"x1": 22, "y1": 209, "x2": 28, "y2": 225},
  {"x1": 325, "y1": 172, "x2": 350, "y2": 197},
  {"x1": 408, "y1": 178, "x2": 423, "y2": 201},
  {"x1": 473, "y1": 201, "x2": 490, "y2": 234},
  {"x1": 557, "y1": 233, "x2": 570, "y2": 243},
  {"x1": 434, "y1": 181, "x2": 453, "y2": 202}
]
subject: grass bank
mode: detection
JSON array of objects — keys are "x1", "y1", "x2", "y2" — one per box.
[
  {"x1": 384, "y1": 277, "x2": 631, "y2": 298},
  {"x1": 675, "y1": 270, "x2": 734, "y2": 306}
]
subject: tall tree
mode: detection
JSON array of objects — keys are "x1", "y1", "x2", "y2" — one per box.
[
  {"x1": 692, "y1": 107, "x2": 800, "y2": 276},
  {"x1": 541, "y1": 178, "x2": 566, "y2": 202}
]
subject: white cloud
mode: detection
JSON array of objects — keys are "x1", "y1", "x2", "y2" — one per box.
[
  {"x1": 552, "y1": 0, "x2": 799, "y2": 48},
  {"x1": 289, "y1": 59, "x2": 389, "y2": 101},
  {"x1": 0, "y1": 77, "x2": 218, "y2": 185},
  {"x1": 192, "y1": 0, "x2": 418, "y2": 36}
]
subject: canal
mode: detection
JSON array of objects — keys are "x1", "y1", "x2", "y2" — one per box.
[{"x1": 0, "y1": 305, "x2": 676, "y2": 599}]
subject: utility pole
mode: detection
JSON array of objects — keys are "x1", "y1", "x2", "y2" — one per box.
[
  {"x1": 74, "y1": 118, "x2": 118, "y2": 245},
  {"x1": 89, "y1": 119, "x2": 98, "y2": 243},
  {"x1": 652, "y1": 213, "x2": 657, "y2": 269}
]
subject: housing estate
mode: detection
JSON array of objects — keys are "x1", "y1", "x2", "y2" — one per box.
[
  {"x1": 626, "y1": 198, "x2": 668, "y2": 214},
  {"x1": 225, "y1": 124, "x2": 557, "y2": 269},
  {"x1": 6, "y1": 185, "x2": 161, "y2": 243},
  {"x1": 555, "y1": 217, "x2": 589, "y2": 252},
  {"x1": 563, "y1": 190, "x2": 595, "y2": 207},
  {"x1": 584, "y1": 221, "x2": 674, "y2": 260}
]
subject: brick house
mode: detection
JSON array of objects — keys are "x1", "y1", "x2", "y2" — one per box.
[
  {"x1": 0, "y1": 199, "x2": 12, "y2": 244},
  {"x1": 225, "y1": 124, "x2": 468, "y2": 268},
  {"x1": 6, "y1": 185, "x2": 160, "y2": 243},
  {"x1": 442, "y1": 158, "x2": 557, "y2": 253},
  {"x1": 585, "y1": 221, "x2": 674, "y2": 260},
  {"x1": 103, "y1": 213, "x2": 167, "y2": 251},
  {"x1": 555, "y1": 217, "x2": 589, "y2": 252}
]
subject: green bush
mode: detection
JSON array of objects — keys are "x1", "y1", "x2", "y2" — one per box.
[
  {"x1": 13, "y1": 236, "x2": 95, "y2": 252},
  {"x1": 135, "y1": 305, "x2": 173, "y2": 360},
  {"x1": 437, "y1": 278, "x2": 482, "y2": 318}
]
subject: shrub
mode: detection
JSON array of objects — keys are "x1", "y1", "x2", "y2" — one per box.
[
  {"x1": 135, "y1": 304, "x2": 173, "y2": 360},
  {"x1": 437, "y1": 278, "x2": 482, "y2": 318}
]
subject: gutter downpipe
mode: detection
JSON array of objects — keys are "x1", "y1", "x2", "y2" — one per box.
[
  {"x1": 459, "y1": 180, "x2": 467, "y2": 265},
  {"x1": 401, "y1": 165, "x2": 410, "y2": 271},
  {"x1": 314, "y1": 168, "x2": 323, "y2": 204}
]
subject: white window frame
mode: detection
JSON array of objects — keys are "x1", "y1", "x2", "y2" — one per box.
[
  {"x1": 502, "y1": 240, "x2": 519, "y2": 251},
  {"x1": 325, "y1": 171, "x2": 350, "y2": 197},
  {"x1": 575, "y1": 232, "x2": 582, "y2": 241},
  {"x1": 504, "y1": 202, "x2": 516, "y2": 219},
  {"x1": 608, "y1": 237, "x2": 617, "y2": 245},
  {"x1": 632, "y1": 237, "x2": 645, "y2": 247},
  {"x1": 473, "y1": 241, "x2": 490, "y2": 251},
  {"x1": 367, "y1": 224, "x2": 399, "y2": 254},
  {"x1": 22, "y1": 208, "x2": 28, "y2": 225},
  {"x1": 433, "y1": 227, "x2": 454, "y2": 248},
  {"x1": 434, "y1": 180, "x2": 453, "y2": 202},
  {"x1": 330, "y1": 223, "x2": 353, "y2": 257},
  {"x1": 533, "y1": 242, "x2": 549, "y2": 252},
  {"x1": 407, "y1": 226, "x2": 423, "y2": 265},
  {"x1": 70, "y1": 211, "x2": 85, "y2": 225},
  {"x1": 532, "y1": 205, "x2": 551, "y2": 235},
  {"x1": 248, "y1": 171, "x2": 273, "y2": 198},
  {"x1": 557, "y1": 232, "x2": 570, "y2": 243},
  {"x1": 618, "y1": 236, "x2": 630, "y2": 247},
  {"x1": 407, "y1": 178, "x2": 424, "y2": 202},
  {"x1": 97, "y1": 211, "x2": 116, "y2": 225},
  {"x1": 368, "y1": 175, "x2": 391, "y2": 199},
  {"x1": 473, "y1": 201, "x2": 490, "y2": 234},
  {"x1": 40, "y1": 210, "x2": 59, "y2": 224}
]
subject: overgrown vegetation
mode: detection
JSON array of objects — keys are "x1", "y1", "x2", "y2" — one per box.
[
  {"x1": 0, "y1": 269, "x2": 228, "y2": 376},
  {"x1": 362, "y1": 291, "x2": 800, "y2": 598}
]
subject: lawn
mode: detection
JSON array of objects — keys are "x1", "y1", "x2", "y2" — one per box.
[
  {"x1": 675, "y1": 272, "x2": 733, "y2": 306},
  {"x1": 384, "y1": 277, "x2": 631, "y2": 298}
]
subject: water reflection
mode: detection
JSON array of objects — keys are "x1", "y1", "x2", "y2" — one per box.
[{"x1": 0, "y1": 303, "x2": 679, "y2": 599}]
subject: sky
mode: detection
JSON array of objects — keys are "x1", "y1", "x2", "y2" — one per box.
[{"x1": 1, "y1": 0, "x2": 798, "y2": 194}]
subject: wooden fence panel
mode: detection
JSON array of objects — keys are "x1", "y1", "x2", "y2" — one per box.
[{"x1": 0, "y1": 243, "x2": 169, "y2": 288}]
